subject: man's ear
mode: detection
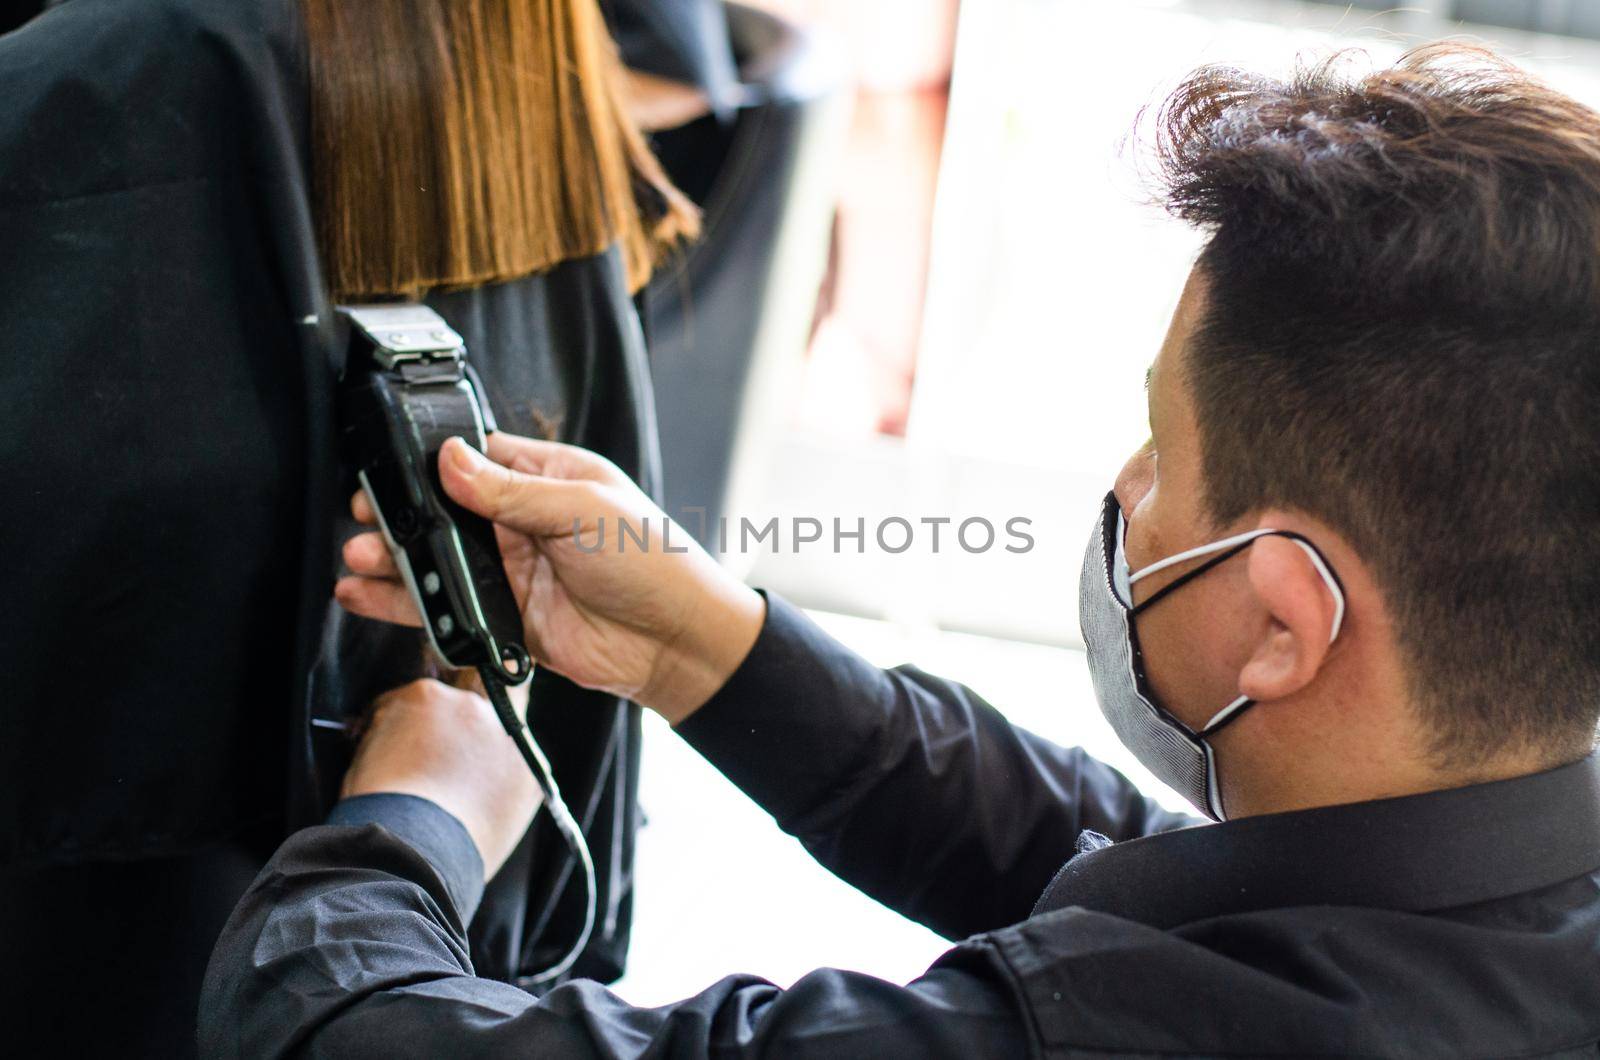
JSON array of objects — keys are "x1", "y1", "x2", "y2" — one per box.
[{"x1": 1237, "y1": 529, "x2": 1341, "y2": 703}]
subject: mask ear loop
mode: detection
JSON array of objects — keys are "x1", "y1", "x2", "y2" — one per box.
[
  {"x1": 1279, "y1": 533, "x2": 1346, "y2": 641},
  {"x1": 1128, "y1": 527, "x2": 1280, "y2": 589},
  {"x1": 1157, "y1": 534, "x2": 1349, "y2": 741},
  {"x1": 1129, "y1": 529, "x2": 1345, "y2": 638},
  {"x1": 1115, "y1": 516, "x2": 1348, "y2": 822},
  {"x1": 1129, "y1": 540, "x2": 1258, "y2": 616}
]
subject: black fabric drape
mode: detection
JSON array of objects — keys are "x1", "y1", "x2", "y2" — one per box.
[{"x1": 0, "y1": 0, "x2": 653, "y2": 1048}]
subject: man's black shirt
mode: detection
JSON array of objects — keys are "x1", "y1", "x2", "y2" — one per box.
[{"x1": 201, "y1": 596, "x2": 1600, "y2": 1057}]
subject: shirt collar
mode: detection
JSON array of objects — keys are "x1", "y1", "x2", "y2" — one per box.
[{"x1": 1034, "y1": 752, "x2": 1600, "y2": 928}]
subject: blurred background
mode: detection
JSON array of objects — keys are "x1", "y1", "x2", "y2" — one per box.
[{"x1": 616, "y1": 0, "x2": 1600, "y2": 1003}]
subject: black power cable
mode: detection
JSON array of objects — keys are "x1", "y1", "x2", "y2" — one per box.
[{"x1": 479, "y1": 667, "x2": 597, "y2": 988}]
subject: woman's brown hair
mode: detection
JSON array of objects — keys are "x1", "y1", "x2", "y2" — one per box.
[{"x1": 302, "y1": 0, "x2": 698, "y2": 300}]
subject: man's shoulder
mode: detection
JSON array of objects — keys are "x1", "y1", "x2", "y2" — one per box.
[{"x1": 968, "y1": 884, "x2": 1600, "y2": 1058}]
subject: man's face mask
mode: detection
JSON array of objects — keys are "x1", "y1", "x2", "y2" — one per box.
[{"x1": 1079, "y1": 491, "x2": 1346, "y2": 820}]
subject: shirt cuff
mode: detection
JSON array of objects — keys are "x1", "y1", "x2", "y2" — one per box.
[
  {"x1": 327, "y1": 793, "x2": 486, "y2": 924},
  {"x1": 675, "y1": 592, "x2": 895, "y2": 825}
]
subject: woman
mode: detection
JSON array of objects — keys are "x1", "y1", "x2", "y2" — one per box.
[{"x1": 0, "y1": 0, "x2": 691, "y2": 1050}]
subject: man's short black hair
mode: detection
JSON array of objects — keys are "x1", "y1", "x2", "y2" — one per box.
[{"x1": 1150, "y1": 44, "x2": 1600, "y2": 765}]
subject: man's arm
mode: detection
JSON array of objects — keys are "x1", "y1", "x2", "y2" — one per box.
[
  {"x1": 675, "y1": 594, "x2": 1196, "y2": 940},
  {"x1": 337, "y1": 434, "x2": 1197, "y2": 941},
  {"x1": 200, "y1": 793, "x2": 1027, "y2": 1059}
]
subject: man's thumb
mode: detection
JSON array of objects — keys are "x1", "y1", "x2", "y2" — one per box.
[{"x1": 439, "y1": 436, "x2": 587, "y2": 538}]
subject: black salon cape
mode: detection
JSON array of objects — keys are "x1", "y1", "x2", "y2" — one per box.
[
  {"x1": 0, "y1": 0, "x2": 655, "y2": 1049},
  {"x1": 203, "y1": 595, "x2": 1600, "y2": 1057}
]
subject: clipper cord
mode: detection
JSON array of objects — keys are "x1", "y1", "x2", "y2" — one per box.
[{"x1": 480, "y1": 668, "x2": 598, "y2": 988}]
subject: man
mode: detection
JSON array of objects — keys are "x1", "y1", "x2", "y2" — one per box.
[{"x1": 202, "y1": 45, "x2": 1600, "y2": 1056}]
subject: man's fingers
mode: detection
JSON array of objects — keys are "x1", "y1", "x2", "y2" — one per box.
[
  {"x1": 483, "y1": 432, "x2": 565, "y2": 474},
  {"x1": 351, "y1": 489, "x2": 376, "y2": 525},
  {"x1": 485, "y1": 432, "x2": 626, "y2": 486},
  {"x1": 342, "y1": 532, "x2": 399, "y2": 578},
  {"x1": 440, "y1": 437, "x2": 595, "y2": 538},
  {"x1": 334, "y1": 576, "x2": 422, "y2": 627}
]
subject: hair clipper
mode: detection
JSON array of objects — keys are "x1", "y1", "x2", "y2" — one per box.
[{"x1": 336, "y1": 303, "x2": 531, "y2": 686}]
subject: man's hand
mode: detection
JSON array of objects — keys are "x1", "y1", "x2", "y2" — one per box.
[
  {"x1": 342, "y1": 678, "x2": 541, "y2": 878},
  {"x1": 336, "y1": 433, "x2": 766, "y2": 725}
]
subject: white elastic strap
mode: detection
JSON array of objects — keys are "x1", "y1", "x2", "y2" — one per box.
[
  {"x1": 1290, "y1": 538, "x2": 1346, "y2": 642},
  {"x1": 1127, "y1": 527, "x2": 1276, "y2": 586},
  {"x1": 1132, "y1": 530, "x2": 1345, "y2": 644},
  {"x1": 1200, "y1": 693, "x2": 1252, "y2": 734}
]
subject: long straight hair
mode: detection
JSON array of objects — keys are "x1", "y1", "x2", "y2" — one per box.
[{"x1": 302, "y1": 0, "x2": 697, "y2": 300}]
